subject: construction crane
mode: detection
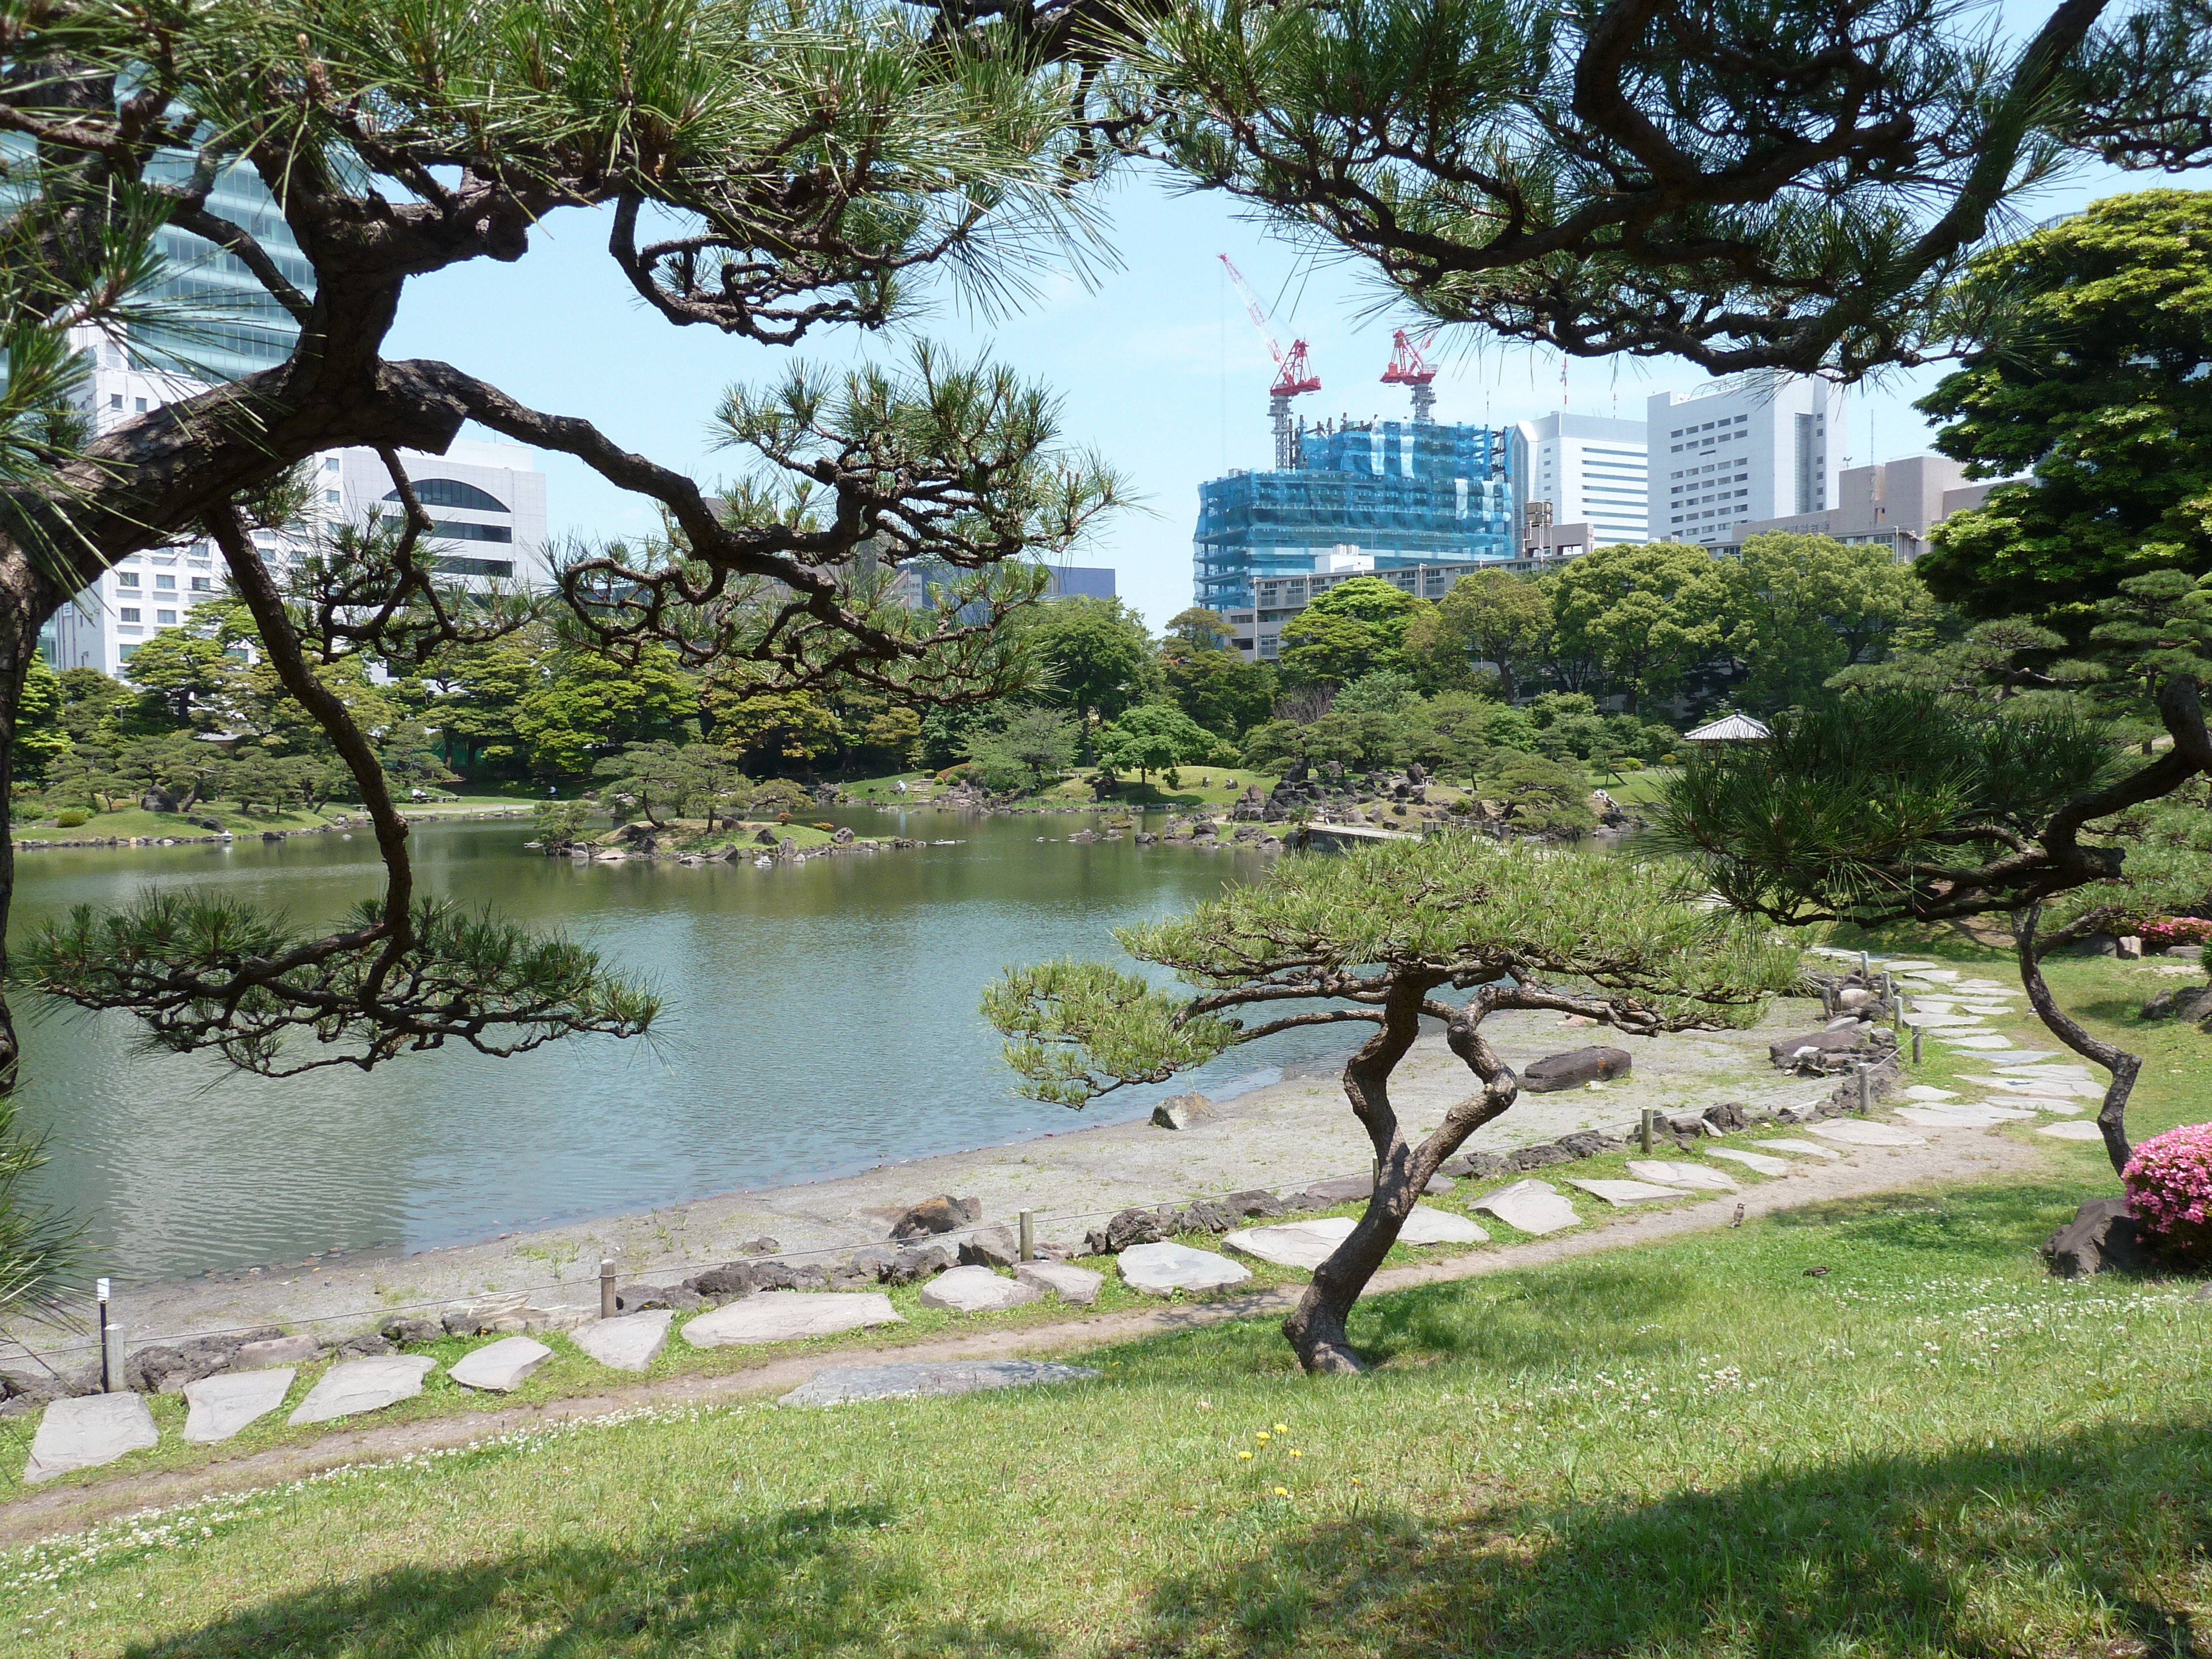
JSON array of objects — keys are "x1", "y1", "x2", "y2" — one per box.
[
  {"x1": 1219, "y1": 254, "x2": 1320, "y2": 469},
  {"x1": 1380, "y1": 327, "x2": 1437, "y2": 423}
]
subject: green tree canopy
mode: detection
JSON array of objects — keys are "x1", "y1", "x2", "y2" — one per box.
[
  {"x1": 1917, "y1": 191, "x2": 2212, "y2": 628},
  {"x1": 11, "y1": 654, "x2": 67, "y2": 785},
  {"x1": 965, "y1": 705, "x2": 1079, "y2": 792},
  {"x1": 1162, "y1": 646, "x2": 1276, "y2": 738},
  {"x1": 1095, "y1": 701, "x2": 1216, "y2": 782},
  {"x1": 983, "y1": 837, "x2": 1794, "y2": 1370},
  {"x1": 1405, "y1": 568, "x2": 1552, "y2": 700},
  {"x1": 1277, "y1": 578, "x2": 1425, "y2": 687},
  {"x1": 1718, "y1": 533, "x2": 1932, "y2": 711},
  {"x1": 1026, "y1": 597, "x2": 1157, "y2": 732},
  {"x1": 516, "y1": 649, "x2": 698, "y2": 779},
  {"x1": 1543, "y1": 544, "x2": 1722, "y2": 712}
]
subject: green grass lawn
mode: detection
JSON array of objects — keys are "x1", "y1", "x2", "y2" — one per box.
[
  {"x1": 7, "y1": 1172, "x2": 2206, "y2": 1658},
  {"x1": 15, "y1": 804, "x2": 341, "y2": 839}
]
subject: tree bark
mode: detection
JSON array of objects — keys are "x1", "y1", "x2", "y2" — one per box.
[{"x1": 2017, "y1": 903, "x2": 2138, "y2": 1178}]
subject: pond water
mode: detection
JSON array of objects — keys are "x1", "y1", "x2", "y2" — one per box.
[{"x1": 7, "y1": 809, "x2": 1359, "y2": 1284}]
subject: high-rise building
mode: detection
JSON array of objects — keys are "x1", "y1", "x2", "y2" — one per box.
[
  {"x1": 1707, "y1": 453, "x2": 2005, "y2": 561},
  {"x1": 1507, "y1": 414, "x2": 1648, "y2": 551},
  {"x1": 1192, "y1": 418, "x2": 1512, "y2": 613},
  {"x1": 1648, "y1": 373, "x2": 1843, "y2": 546}
]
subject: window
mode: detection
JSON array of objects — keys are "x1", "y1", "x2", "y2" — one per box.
[
  {"x1": 117, "y1": 571, "x2": 139, "y2": 588},
  {"x1": 325, "y1": 489, "x2": 340, "y2": 504},
  {"x1": 426, "y1": 520, "x2": 512, "y2": 543},
  {"x1": 156, "y1": 609, "x2": 178, "y2": 625},
  {"x1": 134, "y1": 397, "x2": 147, "y2": 412},
  {"x1": 155, "y1": 573, "x2": 175, "y2": 590},
  {"x1": 119, "y1": 607, "x2": 140, "y2": 622},
  {"x1": 109, "y1": 393, "x2": 122, "y2": 410},
  {"x1": 389, "y1": 478, "x2": 510, "y2": 512},
  {"x1": 190, "y1": 577, "x2": 212, "y2": 592},
  {"x1": 324, "y1": 457, "x2": 340, "y2": 473},
  {"x1": 119, "y1": 644, "x2": 138, "y2": 659},
  {"x1": 431, "y1": 555, "x2": 515, "y2": 578}
]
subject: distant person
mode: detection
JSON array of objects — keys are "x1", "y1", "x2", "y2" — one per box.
[{"x1": 547, "y1": 784, "x2": 557, "y2": 798}]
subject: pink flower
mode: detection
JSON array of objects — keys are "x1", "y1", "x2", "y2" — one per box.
[{"x1": 2123, "y1": 1124, "x2": 2212, "y2": 1261}]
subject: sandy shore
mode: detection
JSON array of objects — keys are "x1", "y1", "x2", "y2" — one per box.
[{"x1": 4, "y1": 995, "x2": 1837, "y2": 1374}]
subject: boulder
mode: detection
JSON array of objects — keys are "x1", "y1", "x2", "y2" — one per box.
[
  {"x1": 1175, "y1": 1198, "x2": 1237, "y2": 1235},
  {"x1": 918, "y1": 1266, "x2": 1040, "y2": 1312},
  {"x1": 1768, "y1": 1027, "x2": 1877, "y2": 1069},
  {"x1": 1151, "y1": 1092, "x2": 1217, "y2": 1131},
  {"x1": 684, "y1": 1262, "x2": 758, "y2": 1299},
  {"x1": 753, "y1": 826, "x2": 777, "y2": 845},
  {"x1": 890, "y1": 1194, "x2": 982, "y2": 1240},
  {"x1": 234, "y1": 1334, "x2": 322, "y2": 1369},
  {"x1": 1521, "y1": 1047, "x2": 1633, "y2": 1092},
  {"x1": 1105, "y1": 1207, "x2": 1167, "y2": 1253},
  {"x1": 957, "y1": 1227, "x2": 1021, "y2": 1270},
  {"x1": 1556, "y1": 1130, "x2": 1624, "y2": 1159},
  {"x1": 1510, "y1": 1142, "x2": 1576, "y2": 1171},
  {"x1": 832, "y1": 827, "x2": 855, "y2": 845},
  {"x1": 752, "y1": 1261, "x2": 800, "y2": 1291},
  {"x1": 379, "y1": 1317, "x2": 442, "y2": 1347},
  {"x1": 1303, "y1": 1175, "x2": 1374, "y2": 1203},
  {"x1": 613, "y1": 1282, "x2": 703, "y2": 1313},
  {"x1": 2143, "y1": 984, "x2": 2212, "y2": 1025},
  {"x1": 2042, "y1": 1197, "x2": 2153, "y2": 1278},
  {"x1": 1134, "y1": 832, "x2": 1159, "y2": 846},
  {"x1": 1224, "y1": 1188, "x2": 1288, "y2": 1219},
  {"x1": 1440, "y1": 1150, "x2": 1515, "y2": 1181},
  {"x1": 881, "y1": 1244, "x2": 954, "y2": 1285},
  {"x1": 847, "y1": 1246, "x2": 899, "y2": 1281},
  {"x1": 1702, "y1": 1101, "x2": 1752, "y2": 1133},
  {"x1": 336, "y1": 1334, "x2": 393, "y2": 1359},
  {"x1": 1015, "y1": 1261, "x2": 1103, "y2": 1305},
  {"x1": 742, "y1": 1237, "x2": 781, "y2": 1254}
]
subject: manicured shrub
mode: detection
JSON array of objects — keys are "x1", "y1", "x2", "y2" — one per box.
[
  {"x1": 2122, "y1": 1123, "x2": 2212, "y2": 1262},
  {"x1": 2140, "y1": 916, "x2": 2212, "y2": 950},
  {"x1": 52, "y1": 808, "x2": 89, "y2": 827}
]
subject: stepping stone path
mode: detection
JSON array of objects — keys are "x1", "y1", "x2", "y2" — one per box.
[
  {"x1": 1906, "y1": 1013, "x2": 1985, "y2": 1029},
  {"x1": 1966, "y1": 1076, "x2": 2104, "y2": 1100},
  {"x1": 1705, "y1": 1147, "x2": 1797, "y2": 1176},
  {"x1": 571, "y1": 1310, "x2": 672, "y2": 1372},
  {"x1": 236, "y1": 1334, "x2": 320, "y2": 1368},
  {"x1": 1946, "y1": 1036, "x2": 2018, "y2": 1050},
  {"x1": 1885, "y1": 960, "x2": 1940, "y2": 971},
  {"x1": 289, "y1": 1355, "x2": 438, "y2": 1426},
  {"x1": 2039, "y1": 1120, "x2": 2107, "y2": 1141},
  {"x1": 1473, "y1": 1180, "x2": 1582, "y2": 1235},
  {"x1": 1806, "y1": 1119, "x2": 1926, "y2": 1147},
  {"x1": 1904, "y1": 969, "x2": 1959, "y2": 982},
  {"x1": 1118, "y1": 1241, "x2": 1251, "y2": 1295},
  {"x1": 1902, "y1": 1086, "x2": 1960, "y2": 1101},
  {"x1": 1400, "y1": 1206, "x2": 1489, "y2": 1245},
  {"x1": 25, "y1": 1392, "x2": 159, "y2": 1483},
  {"x1": 1984, "y1": 1098, "x2": 2080, "y2": 1115},
  {"x1": 448, "y1": 1336, "x2": 552, "y2": 1393},
  {"x1": 1895, "y1": 1104, "x2": 2029, "y2": 1129},
  {"x1": 1225, "y1": 1217, "x2": 1353, "y2": 1269},
  {"x1": 1754, "y1": 1138, "x2": 1842, "y2": 1160},
  {"x1": 683, "y1": 1292, "x2": 903, "y2": 1348},
  {"x1": 1990, "y1": 1053, "x2": 2064, "y2": 1066},
  {"x1": 1014, "y1": 1261, "x2": 1103, "y2": 1306},
  {"x1": 1566, "y1": 1177, "x2": 1692, "y2": 1206},
  {"x1": 182, "y1": 1368, "x2": 295, "y2": 1443},
  {"x1": 918, "y1": 1266, "x2": 1040, "y2": 1312},
  {"x1": 1626, "y1": 1160, "x2": 1739, "y2": 1192},
  {"x1": 778, "y1": 1360, "x2": 1099, "y2": 1408}
]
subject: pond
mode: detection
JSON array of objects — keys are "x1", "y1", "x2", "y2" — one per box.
[{"x1": 7, "y1": 809, "x2": 1354, "y2": 1284}]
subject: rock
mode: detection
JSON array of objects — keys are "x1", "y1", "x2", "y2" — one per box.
[
  {"x1": 2042, "y1": 1196, "x2": 2151, "y2": 1277},
  {"x1": 1399, "y1": 1206, "x2": 1489, "y2": 1245},
  {"x1": 957, "y1": 1227, "x2": 1021, "y2": 1269},
  {"x1": 448, "y1": 1335, "x2": 553, "y2": 1392},
  {"x1": 1625, "y1": 1159, "x2": 1738, "y2": 1192},
  {"x1": 380, "y1": 1317, "x2": 442, "y2": 1346},
  {"x1": 1151, "y1": 1092, "x2": 1217, "y2": 1130},
  {"x1": 1472, "y1": 1179, "x2": 1582, "y2": 1236},
  {"x1": 288, "y1": 1355, "x2": 438, "y2": 1426},
  {"x1": 2038, "y1": 1120, "x2": 2109, "y2": 1141},
  {"x1": 1702, "y1": 1102, "x2": 1751, "y2": 1133},
  {"x1": 881, "y1": 1244, "x2": 954, "y2": 1285},
  {"x1": 2143, "y1": 985, "x2": 2212, "y2": 1024},
  {"x1": 571, "y1": 1310, "x2": 672, "y2": 1371},
  {"x1": 684, "y1": 1262, "x2": 759, "y2": 1298},
  {"x1": 1511, "y1": 1142, "x2": 1576, "y2": 1171},
  {"x1": 1556, "y1": 1130, "x2": 1624, "y2": 1157},
  {"x1": 1176, "y1": 1198, "x2": 1236, "y2": 1234},
  {"x1": 24, "y1": 1392, "x2": 160, "y2": 1482},
  {"x1": 751, "y1": 1261, "x2": 800, "y2": 1291},
  {"x1": 1521, "y1": 1046, "x2": 1632, "y2": 1092},
  {"x1": 1768, "y1": 1028, "x2": 1877, "y2": 1068},
  {"x1": 613, "y1": 1283, "x2": 703, "y2": 1313},
  {"x1": 1105, "y1": 1207, "x2": 1167, "y2": 1253},
  {"x1": 1805, "y1": 1119, "x2": 1925, "y2": 1147},
  {"x1": 337, "y1": 1333, "x2": 394, "y2": 1359},
  {"x1": 2116, "y1": 935, "x2": 2144, "y2": 959},
  {"x1": 1225, "y1": 1217, "x2": 1354, "y2": 1269},
  {"x1": 753, "y1": 826, "x2": 777, "y2": 845},
  {"x1": 847, "y1": 1246, "x2": 899, "y2": 1281},
  {"x1": 1705, "y1": 1147, "x2": 1797, "y2": 1176},
  {"x1": 1224, "y1": 1188, "x2": 1287, "y2": 1219},
  {"x1": 681, "y1": 1291, "x2": 905, "y2": 1348},
  {"x1": 778, "y1": 1360, "x2": 1098, "y2": 1407},
  {"x1": 1752, "y1": 1138, "x2": 1843, "y2": 1160},
  {"x1": 1566, "y1": 1177, "x2": 1693, "y2": 1206},
  {"x1": 1067, "y1": 829, "x2": 1099, "y2": 843},
  {"x1": 1015, "y1": 1261, "x2": 1103, "y2": 1305},
  {"x1": 1118, "y1": 1241, "x2": 1252, "y2": 1295},
  {"x1": 1303, "y1": 1175, "x2": 1374, "y2": 1203},
  {"x1": 832, "y1": 827, "x2": 855, "y2": 845},
  {"x1": 1440, "y1": 1150, "x2": 1515, "y2": 1181},
  {"x1": 890, "y1": 1194, "x2": 981, "y2": 1240},
  {"x1": 918, "y1": 1265, "x2": 1040, "y2": 1312},
  {"x1": 1134, "y1": 832, "x2": 1159, "y2": 846},
  {"x1": 233, "y1": 1333, "x2": 322, "y2": 1369},
  {"x1": 182, "y1": 1368, "x2": 296, "y2": 1443}
]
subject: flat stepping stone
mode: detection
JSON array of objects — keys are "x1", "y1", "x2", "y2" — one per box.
[
  {"x1": 1906, "y1": 1013, "x2": 1985, "y2": 1028},
  {"x1": 1905, "y1": 969, "x2": 1959, "y2": 982},
  {"x1": 1225, "y1": 1217, "x2": 1354, "y2": 1269},
  {"x1": 25, "y1": 1392, "x2": 160, "y2": 1483},
  {"x1": 448, "y1": 1335, "x2": 552, "y2": 1392},
  {"x1": 1566, "y1": 1177, "x2": 1693, "y2": 1206},
  {"x1": 571, "y1": 1310, "x2": 673, "y2": 1371},
  {"x1": 1014, "y1": 1261, "x2": 1103, "y2": 1305},
  {"x1": 778, "y1": 1360, "x2": 1098, "y2": 1407},
  {"x1": 2038, "y1": 1120, "x2": 2107, "y2": 1141},
  {"x1": 1992, "y1": 1057, "x2": 2082, "y2": 1072},
  {"x1": 182, "y1": 1368, "x2": 295, "y2": 1443},
  {"x1": 1885, "y1": 959, "x2": 1940, "y2": 971},
  {"x1": 288, "y1": 1355, "x2": 437, "y2": 1426},
  {"x1": 1754, "y1": 1138, "x2": 1842, "y2": 1160},
  {"x1": 1943, "y1": 1035, "x2": 2017, "y2": 1050},
  {"x1": 682, "y1": 1292, "x2": 904, "y2": 1348},
  {"x1": 1902, "y1": 1086, "x2": 1960, "y2": 1101},
  {"x1": 917, "y1": 1266, "x2": 1040, "y2": 1312},
  {"x1": 1983, "y1": 1098, "x2": 2079, "y2": 1115},
  {"x1": 1806, "y1": 1119, "x2": 1926, "y2": 1147},
  {"x1": 1966, "y1": 1076, "x2": 2104, "y2": 1100},
  {"x1": 1399, "y1": 1205, "x2": 1489, "y2": 1245},
  {"x1": 1706, "y1": 1147, "x2": 1797, "y2": 1176},
  {"x1": 1118, "y1": 1241, "x2": 1252, "y2": 1295},
  {"x1": 1895, "y1": 1104, "x2": 2028, "y2": 1128},
  {"x1": 1626, "y1": 1159, "x2": 1740, "y2": 1191},
  {"x1": 1473, "y1": 1179, "x2": 1582, "y2": 1235}
]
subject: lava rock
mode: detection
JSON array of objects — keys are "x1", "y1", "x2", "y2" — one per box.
[
  {"x1": 1702, "y1": 1101, "x2": 1752, "y2": 1133},
  {"x1": 2042, "y1": 1196, "x2": 2153, "y2": 1278},
  {"x1": 881, "y1": 1244, "x2": 954, "y2": 1285},
  {"x1": 1521, "y1": 1046, "x2": 1634, "y2": 1093},
  {"x1": 684, "y1": 1262, "x2": 758, "y2": 1298},
  {"x1": 1224, "y1": 1188, "x2": 1288, "y2": 1219},
  {"x1": 337, "y1": 1333, "x2": 394, "y2": 1359},
  {"x1": 613, "y1": 1283, "x2": 705, "y2": 1313},
  {"x1": 1440, "y1": 1150, "x2": 1516, "y2": 1181},
  {"x1": 1105, "y1": 1208, "x2": 1167, "y2": 1253},
  {"x1": 1510, "y1": 1142, "x2": 1576, "y2": 1171},
  {"x1": 1555, "y1": 1130, "x2": 1624, "y2": 1159},
  {"x1": 890, "y1": 1195, "x2": 983, "y2": 1241},
  {"x1": 1151, "y1": 1092, "x2": 1217, "y2": 1131},
  {"x1": 380, "y1": 1317, "x2": 442, "y2": 1346},
  {"x1": 1176, "y1": 1198, "x2": 1236, "y2": 1235}
]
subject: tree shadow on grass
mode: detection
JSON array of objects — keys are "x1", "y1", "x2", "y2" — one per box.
[
  {"x1": 126, "y1": 1501, "x2": 1054, "y2": 1659},
  {"x1": 1136, "y1": 1418, "x2": 2212, "y2": 1658}
]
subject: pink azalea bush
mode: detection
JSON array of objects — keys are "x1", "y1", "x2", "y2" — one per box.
[
  {"x1": 2122, "y1": 1124, "x2": 2212, "y2": 1261},
  {"x1": 2139, "y1": 916, "x2": 2212, "y2": 950}
]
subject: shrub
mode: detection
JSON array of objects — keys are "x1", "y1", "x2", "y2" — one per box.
[
  {"x1": 811, "y1": 822, "x2": 834, "y2": 832},
  {"x1": 2122, "y1": 1124, "x2": 2212, "y2": 1261},
  {"x1": 53, "y1": 808, "x2": 88, "y2": 828},
  {"x1": 2140, "y1": 916, "x2": 2212, "y2": 950}
]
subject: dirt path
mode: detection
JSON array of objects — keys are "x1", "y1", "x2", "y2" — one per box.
[{"x1": 0, "y1": 1125, "x2": 2047, "y2": 1548}]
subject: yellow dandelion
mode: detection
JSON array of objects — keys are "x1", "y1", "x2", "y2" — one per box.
[
  {"x1": 1255, "y1": 1432, "x2": 1270, "y2": 1443},
  {"x1": 1238, "y1": 1451, "x2": 1253, "y2": 1460},
  {"x1": 1289, "y1": 1449, "x2": 1303, "y2": 1458},
  {"x1": 1274, "y1": 1486, "x2": 1289, "y2": 1496},
  {"x1": 1350, "y1": 1477, "x2": 1363, "y2": 1486},
  {"x1": 1274, "y1": 1422, "x2": 1288, "y2": 1433}
]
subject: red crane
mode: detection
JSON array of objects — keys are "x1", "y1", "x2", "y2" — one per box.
[
  {"x1": 1380, "y1": 327, "x2": 1437, "y2": 422},
  {"x1": 1219, "y1": 254, "x2": 1319, "y2": 467}
]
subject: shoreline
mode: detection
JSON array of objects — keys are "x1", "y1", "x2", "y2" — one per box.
[
  {"x1": 11, "y1": 805, "x2": 537, "y2": 853},
  {"x1": 1, "y1": 995, "x2": 1832, "y2": 1376}
]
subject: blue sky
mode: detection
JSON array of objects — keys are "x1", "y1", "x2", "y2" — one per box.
[{"x1": 385, "y1": 158, "x2": 2161, "y2": 632}]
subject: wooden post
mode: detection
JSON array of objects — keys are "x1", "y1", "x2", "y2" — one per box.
[
  {"x1": 1640, "y1": 1109, "x2": 1657, "y2": 1153},
  {"x1": 1018, "y1": 1211, "x2": 1035, "y2": 1263},
  {"x1": 96, "y1": 1277, "x2": 112, "y2": 1392},
  {"x1": 1855, "y1": 1064, "x2": 1872, "y2": 1115},
  {"x1": 599, "y1": 1258, "x2": 616, "y2": 1320},
  {"x1": 103, "y1": 1322, "x2": 126, "y2": 1394},
  {"x1": 1912, "y1": 1026, "x2": 1923, "y2": 1066}
]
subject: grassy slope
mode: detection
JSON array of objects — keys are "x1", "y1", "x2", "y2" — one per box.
[
  {"x1": 4, "y1": 951, "x2": 2206, "y2": 1656},
  {"x1": 15, "y1": 805, "x2": 340, "y2": 838}
]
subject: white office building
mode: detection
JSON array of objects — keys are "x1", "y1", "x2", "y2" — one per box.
[
  {"x1": 1507, "y1": 413, "x2": 1648, "y2": 549},
  {"x1": 1648, "y1": 373, "x2": 1843, "y2": 546},
  {"x1": 325, "y1": 440, "x2": 550, "y2": 586}
]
